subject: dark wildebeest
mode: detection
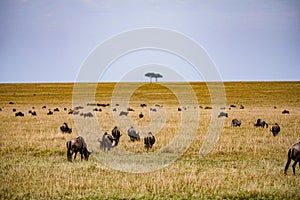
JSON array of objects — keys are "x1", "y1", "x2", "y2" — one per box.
[
  {"x1": 83, "y1": 112, "x2": 93, "y2": 118},
  {"x1": 139, "y1": 112, "x2": 144, "y2": 119},
  {"x1": 254, "y1": 119, "x2": 268, "y2": 128},
  {"x1": 119, "y1": 111, "x2": 129, "y2": 116},
  {"x1": 140, "y1": 104, "x2": 147, "y2": 108},
  {"x1": 144, "y1": 132, "x2": 155, "y2": 151},
  {"x1": 15, "y1": 111, "x2": 24, "y2": 117},
  {"x1": 47, "y1": 110, "x2": 53, "y2": 115},
  {"x1": 127, "y1": 107, "x2": 135, "y2": 112},
  {"x1": 54, "y1": 108, "x2": 59, "y2": 112},
  {"x1": 66, "y1": 136, "x2": 91, "y2": 162},
  {"x1": 112, "y1": 126, "x2": 122, "y2": 146},
  {"x1": 98, "y1": 132, "x2": 114, "y2": 152},
  {"x1": 270, "y1": 123, "x2": 280, "y2": 137},
  {"x1": 231, "y1": 119, "x2": 241, "y2": 127},
  {"x1": 284, "y1": 142, "x2": 300, "y2": 175},
  {"x1": 128, "y1": 127, "x2": 140, "y2": 142},
  {"x1": 218, "y1": 112, "x2": 228, "y2": 118},
  {"x1": 282, "y1": 110, "x2": 290, "y2": 114},
  {"x1": 60, "y1": 122, "x2": 72, "y2": 133}
]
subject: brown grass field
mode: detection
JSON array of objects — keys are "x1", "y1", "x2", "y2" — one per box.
[{"x1": 0, "y1": 82, "x2": 299, "y2": 199}]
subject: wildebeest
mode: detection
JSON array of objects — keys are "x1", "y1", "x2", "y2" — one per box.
[
  {"x1": 31, "y1": 111, "x2": 37, "y2": 116},
  {"x1": 282, "y1": 110, "x2": 290, "y2": 114},
  {"x1": 47, "y1": 110, "x2": 53, "y2": 115},
  {"x1": 13, "y1": 108, "x2": 16, "y2": 112},
  {"x1": 15, "y1": 111, "x2": 24, "y2": 117},
  {"x1": 127, "y1": 107, "x2": 135, "y2": 112},
  {"x1": 83, "y1": 112, "x2": 93, "y2": 118},
  {"x1": 284, "y1": 142, "x2": 300, "y2": 175},
  {"x1": 66, "y1": 136, "x2": 91, "y2": 162},
  {"x1": 112, "y1": 126, "x2": 122, "y2": 146},
  {"x1": 140, "y1": 104, "x2": 147, "y2": 108},
  {"x1": 270, "y1": 123, "x2": 280, "y2": 137},
  {"x1": 218, "y1": 112, "x2": 228, "y2": 118},
  {"x1": 128, "y1": 127, "x2": 140, "y2": 142},
  {"x1": 54, "y1": 108, "x2": 59, "y2": 112},
  {"x1": 204, "y1": 106, "x2": 212, "y2": 109},
  {"x1": 119, "y1": 111, "x2": 129, "y2": 116},
  {"x1": 231, "y1": 119, "x2": 241, "y2": 127},
  {"x1": 254, "y1": 118, "x2": 268, "y2": 128},
  {"x1": 139, "y1": 112, "x2": 144, "y2": 119},
  {"x1": 240, "y1": 105, "x2": 245, "y2": 109},
  {"x1": 98, "y1": 132, "x2": 114, "y2": 152},
  {"x1": 60, "y1": 122, "x2": 72, "y2": 133},
  {"x1": 144, "y1": 132, "x2": 155, "y2": 151}
]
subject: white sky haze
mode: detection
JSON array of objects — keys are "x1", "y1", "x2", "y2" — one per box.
[{"x1": 0, "y1": 0, "x2": 299, "y2": 83}]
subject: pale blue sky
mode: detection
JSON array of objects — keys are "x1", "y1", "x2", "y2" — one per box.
[{"x1": 0, "y1": 0, "x2": 299, "y2": 83}]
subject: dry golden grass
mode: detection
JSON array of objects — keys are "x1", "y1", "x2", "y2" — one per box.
[{"x1": 0, "y1": 82, "x2": 299, "y2": 199}]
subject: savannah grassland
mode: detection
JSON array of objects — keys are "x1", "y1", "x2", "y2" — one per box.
[{"x1": 0, "y1": 82, "x2": 299, "y2": 199}]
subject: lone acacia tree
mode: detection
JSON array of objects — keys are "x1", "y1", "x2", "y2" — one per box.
[{"x1": 145, "y1": 72, "x2": 163, "y2": 83}]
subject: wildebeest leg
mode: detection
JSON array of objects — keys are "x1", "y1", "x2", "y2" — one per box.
[
  {"x1": 284, "y1": 158, "x2": 291, "y2": 174},
  {"x1": 67, "y1": 150, "x2": 72, "y2": 162},
  {"x1": 292, "y1": 159, "x2": 299, "y2": 175},
  {"x1": 74, "y1": 152, "x2": 78, "y2": 160}
]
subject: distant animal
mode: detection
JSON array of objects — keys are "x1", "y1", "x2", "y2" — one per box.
[
  {"x1": 47, "y1": 110, "x2": 53, "y2": 115},
  {"x1": 140, "y1": 104, "x2": 147, "y2": 108},
  {"x1": 66, "y1": 136, "x2": 91, "y2": 162},
  {"x1": 150, "y1": 108, "x2": 157, "y2": 112},
  {"x1": 204, "y1": 106, "x2": 212, "y2": 109},
  {"x1": 254, "y1": 119, "x2": 268, "y2": 128},
  {"x1": 15, "y1": 111, "x2": 24, "y2": 117},
  {"x1": 231, "y1": 119, "x2": 241, "y2": 127},
  {"x1": 119, "y1": 111, "x2": 129, "y2": 116},
  {"x1": 284, "y1": 142, "x2": 300, "y2": 175},
  {"x1": 31, "y1": 111, "x2": 37, "y2": 116},
  {"x1": 144, "y1": 132, "x2": 155, "y2": 151},
  {"x1": 230, "y1": 104, "x2": 236, "y2": 108},
  {"x1": 178, "y1": 107, "x2": 182, "y2": 111},
  {"x1": 42, "y1": 105, "x2": 47, "y2": 109},
  {"x1": 113, "y1": 108, "x2": 117, "y2": 112},
  {"x1": 98, "y1": 132, "x2": 114, "y2": 152},
  {"x1": 240, "y1": 105, "x2": 245, "y2": 109},
  {"x1": 127, "y1": 107, "x2": 135, "y2": 112},
  {"x1": 60, "y1": 122, "x2": 72, "y2": 133},
  {"x1": 68, "y1": 109, "x2": 74, "y2": 114},
  {"x1": 282, "y1": 110, "x2": 290, "y2": 114},
  {"x1": 218, "y1": 112, "x2": 228, "y2": 118},
  {"x1": 54, "y1": 108, "x2": 59, "y2": 112},
  {"x1": 112, "y1": 126, "x2": 122, "y2": 146},
  {"x1": 270, "y1": 123, "x2": 280, "y2": 137},
  {"x1": 74, "y1": 106, "x2": 84, "y2": 110},
  {"x1": 128, "y1": 127, "x2": 140, "y2": 142},
  {"x1": 139, "y1": 112, "x2": 144, "y2": 119},
  {"x1": 97, "y1": 103, "x2": 110, "y2": 107},
  {"x1": 83, "y1": 112, "x2": 93, "y2": 118},
  {"x1": 13, "y1": 108, "x2": 16, "y2": 112}
]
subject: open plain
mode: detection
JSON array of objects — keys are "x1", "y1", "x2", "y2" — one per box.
[{"x1": 0, "y1": 82, "x2": 299, "y2": 199}]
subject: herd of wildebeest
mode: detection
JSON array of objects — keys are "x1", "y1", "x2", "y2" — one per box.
[{"x1": 3, "y1": 101, "x2": 300, "y2": 175}]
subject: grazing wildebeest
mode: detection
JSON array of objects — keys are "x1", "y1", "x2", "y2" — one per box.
[
  {"x1": 139, "y1": 112, "x2": 144, "y2": 119},
  {"x1": 128, "y1": 127, "x2": 140, "y2": 142},
  {"x1": 144, "y1": 132, "x2": 155, "y2": 151},
  {"x1": 31, "y1": 111, "x2": 37, "y2": 116},
  {"x1": 270, "y1": 123, "x2": 280, "y2": 137},
  {"x1": 60, "y1": 122, "x2": 72, "y2": 133},
  {"x1": 66, "y1": 136, "x2": 91, "y2": 162},
  {"x1": 284, "y1": 142, "x2": 300, "y2": 175},
  {"x1": 112, "y1": 126, "x2": 122, "y2": 146},
  {"x1": 140, "y1": 104, "x2": 147, "y2": 108},
  {"x1": 150, "y1": 108, "x2": 157, "y2": 112},
  {"x1": 83, "y1": 112, "x2": 93, "y2": 118},
  {"x1": 127, "y1": 107, "x2": 135, "y2": 112},
  {"x1": 230, "y1": 104, "x2": 236, "y2": 108},
  {"x1": 218, "y1": 112, "x2": 228, "y2": 118},
  {"x1": 204, "y1": 106, "x2": 212, "y2": 109},
  {"x1": 178, "y1": 107, "x2": 182, "y2": 111},
  {"x1": 240, "y1": 105, "x2": 245, "y2": 109},
  {"x1": 74, "y1": 106, "x2": 84, "y2": 110},
  {"x1": 47, "y1": 110, "x2": 53, "y2": 115},
  {"x1": 9, "y1": 101, "x2": 14, "y2": 105},
  {"x1": 113, "y1": 108, "x2": 117, "y2": 112},
  {"x1": 54, "y1": 108, "x2": 59, "y2": 112},
  {"x1": 98, "y1": 132, "x2": 114, "y2": 152},
  {"x1": 15, "y1": 111, "x2": 24, "y2": 117},
  {"x1": 231, "y1": 119, "x2": 241, "y2": 127},
  {"x1": 13, "y1": 108, "x2": 16, "y2": 112},
  {"x1": 254, "y1": 118, "x2": 268, "y2": 128},
  {"x1": 119, "y1": 111, "x2": 129, "y2": 116},
  {"x1": 282, "y1": 110, "x2": 290, "y2": 114},
  {"x1": 42, "y1": 105, "x2": 47, "y2": 109}
]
